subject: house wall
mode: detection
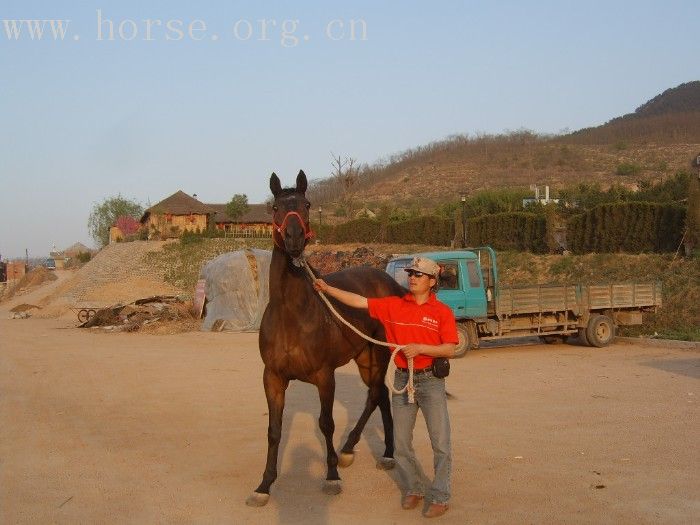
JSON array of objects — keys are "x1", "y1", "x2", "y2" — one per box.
[
  {"x1": 216, "y1": 222, "x2": 273, "y2": 237},
  {"x1": 147, "y1": 214, "x2": 208, "y2": 236},
  {"x1": 109, "y1": 226, "x2": 124, "y2": 243},
  {"x1": 6, "y1": 261, "x2": 26, "y2": 281}
]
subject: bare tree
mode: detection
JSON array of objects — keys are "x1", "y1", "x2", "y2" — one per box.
[{"x1": 331, "y1": 153, "x2": 360, "y2": 217}]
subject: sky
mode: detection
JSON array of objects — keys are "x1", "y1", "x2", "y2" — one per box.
[{"x1": 1, "y1": 0, "x2": 698, "y2": 258}]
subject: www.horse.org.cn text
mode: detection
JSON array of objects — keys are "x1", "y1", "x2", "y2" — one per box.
[{"x1": 1, "y1": 10, "x2": 369, "y2": 46}]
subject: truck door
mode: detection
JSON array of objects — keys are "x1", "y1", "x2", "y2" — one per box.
[
  {"x1": 462, "y1": 259, "x2": 488, "y2": 318},
  {"x1": 436, "y1": 260, "x2": 467, "y2": 318}
]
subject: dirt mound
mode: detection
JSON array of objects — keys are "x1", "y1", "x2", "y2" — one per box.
[
  {"x1": 34, "y1": 241, "x2": 184, "y2": 319},
  {"x1": 9, "y1": 303, "x2": 40, "y2": 313},
  {"x1": 1, "y1": 267, "x2": 57, "y2": 300}
]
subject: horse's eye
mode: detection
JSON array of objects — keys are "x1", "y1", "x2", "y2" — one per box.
[
  {"x1": 272, "y1": 206, "x2": 278, "y2": 212},
  {"x1": 305, "y1": 203, "x2": 311, "y2": 209}
]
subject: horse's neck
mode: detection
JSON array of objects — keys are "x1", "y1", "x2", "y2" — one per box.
[{"x1": 269, "y1": 248, "x2": 313, "y2": 311}]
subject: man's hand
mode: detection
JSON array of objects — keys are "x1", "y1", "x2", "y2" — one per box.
[
  {"x1": 402, "y1": 343, "x2": 423, "y2": 359},
  {"x1": 311, "y1": 278, "x2": 369, "y2": 309},
  {"x1": 313, "y1": 278, "x2": 329, "y2": 293}
]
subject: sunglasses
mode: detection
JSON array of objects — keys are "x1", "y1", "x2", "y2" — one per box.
[{"x1": 405, "y1": 269, "x2": 431, "y2": 278}]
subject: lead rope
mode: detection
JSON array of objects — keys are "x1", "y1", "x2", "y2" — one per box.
[{"x1": 301, "y1": 259, "x2": 415, "y2": 403}]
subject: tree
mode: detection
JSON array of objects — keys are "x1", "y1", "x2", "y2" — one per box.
[
  {"x1": 88, "y1": 195, "x2": 144, "y2": 248},
  {"x1": 331, "y1": 153, "x2": 359, "y2": 217},
  {"x1": 226, "y1": 194, "x2": 249, "y2": 220},
  {"x1": 686, "y1": 163, "x2": 700, "y2": 255}
]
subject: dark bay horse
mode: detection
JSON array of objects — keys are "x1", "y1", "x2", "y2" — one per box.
[{"x1": 246, "y1": 170, "x2": 406, "y2": 507}]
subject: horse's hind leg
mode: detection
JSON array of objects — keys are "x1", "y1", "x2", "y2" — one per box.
[
  {"x1": 339, "y1": 382, "x2": 395, "y2": 469},
  {"x1": 340, "y1": 348, "x2": 394, "y2": 468},
  {"x1": 375, "y1": 384, "x2": 395, "y2": 469},
  {"x1": 246, "y1": 368, "x2": 288, "y2": 507},
  {"x1": 339, "y1": 385, "x2": 380, "y2": 466},
  {"x1": 317, "y1": 371, "x2": 342, "y2": 495}
]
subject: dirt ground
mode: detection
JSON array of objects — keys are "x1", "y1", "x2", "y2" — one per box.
[{"x1": 1, "y1": 297, "x2": 698, "y2": 524}]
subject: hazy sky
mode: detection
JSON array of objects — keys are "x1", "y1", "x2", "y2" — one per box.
[{"x1": 1, "y1": 0, "x2": 697, "y2": 258}]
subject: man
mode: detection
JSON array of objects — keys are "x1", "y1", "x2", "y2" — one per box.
[{"x1": 313, "y1": 256, "x2": 458, "y2": 518}]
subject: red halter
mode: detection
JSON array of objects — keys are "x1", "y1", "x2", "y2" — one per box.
[{"x1": 272, "y1": 211, "x2": 315, "y2": 249}]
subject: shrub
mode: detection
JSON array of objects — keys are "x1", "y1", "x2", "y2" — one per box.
[
  {"x1": 567, "y1": 202, "x2": 685, "y2": 253},
  {"x1": 615, "y1": 161, "x2": 642, "y2": 176}
]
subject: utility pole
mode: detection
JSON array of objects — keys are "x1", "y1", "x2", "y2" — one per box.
[{"x1": 461, "y1": 195, "x2": 467, "y2": 248}]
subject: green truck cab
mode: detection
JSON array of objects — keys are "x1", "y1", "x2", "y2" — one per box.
[{"x1": 386, "y1": 247, "x2": 662, "y2": 355}]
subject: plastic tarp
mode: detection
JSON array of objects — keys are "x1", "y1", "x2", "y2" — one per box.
[{"x1": 200, "y1": 249, "x2": 271, "y2": 331}]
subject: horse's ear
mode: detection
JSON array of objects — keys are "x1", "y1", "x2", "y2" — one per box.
[
  {"x1": 270, "y1": 172, "x2": 282, "y2": 197},
  {"x1": 296, "y1": 170, "x2": 307, "y2": 194}
]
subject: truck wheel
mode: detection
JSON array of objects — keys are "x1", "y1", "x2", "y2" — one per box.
[
  {"x1": 577, "y1": 328, "x2": 590, "y2": 346},
  {"x1": 454, "y1": 324, "x2": 474, "y2": 358},
  {"x1": 586, "y1": 314, "x2": 616, "y2": 347}
]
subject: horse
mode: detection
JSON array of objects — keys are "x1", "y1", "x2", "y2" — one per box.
[{"x1": 246, "y1": 170, "x2": 406, "y2": 507}]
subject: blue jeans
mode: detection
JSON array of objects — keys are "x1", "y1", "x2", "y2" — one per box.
[{"x1": 392, "y1": 369, "x2": 452, "y2": 504}]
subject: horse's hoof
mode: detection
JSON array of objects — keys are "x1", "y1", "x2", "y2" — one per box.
[
  {"x1": 245, "y1": 492, "x2": 270, "y2": 507},
  {"x1": 322, "y1": 479, "x2": 342, "y2": 495},
  {"x1": 338, "y1": 452, "x2": 355, "y2": 468},
  {"x1": 376, "y1": 457, "x2": 396, "y2": 470}
]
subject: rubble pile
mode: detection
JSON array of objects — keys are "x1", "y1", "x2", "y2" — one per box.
[
  {"x1": 8, "y1": 303, "x2": 41, "y2": 319},
  {"x1": 81, "y1": 295, "x2": 193, "y2": 332},
  {"x1": 306, "y1": 247, "x2": 394, "y2": 274}
]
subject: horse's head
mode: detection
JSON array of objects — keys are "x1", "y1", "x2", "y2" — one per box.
[{"x1": 269, "y1": 170, "x2": 313, "y2": 260}]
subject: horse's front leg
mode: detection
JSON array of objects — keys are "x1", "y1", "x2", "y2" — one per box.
[
  {"x1": 317, "y1": 370, "x2": 342, "y2": 495},
  {"x1": 246, "y1": 368, "x2": 288, "y2": 507}
]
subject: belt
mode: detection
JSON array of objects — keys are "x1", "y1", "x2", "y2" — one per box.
[{"x1": 396, "y1": 366, "x2": 432, "y2": 375}]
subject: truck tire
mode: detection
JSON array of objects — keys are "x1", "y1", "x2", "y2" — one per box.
[
  {"x1": 586, "y1": 314, "x2": 615, "y2": 347},
  {"x1": 454, "y1": 325, "x2": 471, "y2": 358},
  {"x1": 577, "y1": 328, "x2": 590, "y2": 346}
]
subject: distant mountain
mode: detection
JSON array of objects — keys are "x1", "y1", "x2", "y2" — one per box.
[
  {"x1": 565, "y1": 81, "x2": 700, "y2": 144},
  {"x1": 308, "y1": 82, "x2": 700, "y2": 211},
  {"x1": 632, "y1": 81, "x2": 700, "y2": 118}
]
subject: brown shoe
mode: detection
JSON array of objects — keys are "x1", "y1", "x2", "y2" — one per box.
[
  {"x1": 422, "y1": 502, "x2": 448, "y2": 518},
  {"x1": 401, "y1": 494, "x2": 423, "y2": 510}
]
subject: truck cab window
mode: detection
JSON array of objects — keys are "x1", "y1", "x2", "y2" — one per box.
[
  {"x1": 391, "y1": 261, "x2": 410, "y2": 288},
  {"x1": 439, "y1": 262, "x2": 459, "y2": 290},
  {"x1": 466, "y1": 260, "x2": 481, "y2": 287}
]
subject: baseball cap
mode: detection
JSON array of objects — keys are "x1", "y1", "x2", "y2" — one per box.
[{"x1": 404, "y1": 256, "x2": 440, "y2": 277}]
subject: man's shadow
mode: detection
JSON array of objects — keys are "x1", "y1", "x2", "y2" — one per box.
[{"x1": 271, "y1": 369, "x2": 432, "y2": 522}]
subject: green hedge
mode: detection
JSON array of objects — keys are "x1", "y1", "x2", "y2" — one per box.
[
  {"x1": 322, "y1": 204, "x2": 685, "y2": 254},
  {"x1": 466, "y1": 212, "x2": 548, "y2": 253},
  {"x1": 567, "y1": 202, "x2": 686, "y2": 253},
  {"x1": 325, "y1": 213, "x2": 546, "y2": 251},
  {"x1": 325, "y1": 217, "x2": 382, "y2": 243},
  {"x1": 324, "y1": 216, "x2": 454, "y2": 245},
  {"x1": 386, "y1": 215, "x2": 454, "y2": 245}
]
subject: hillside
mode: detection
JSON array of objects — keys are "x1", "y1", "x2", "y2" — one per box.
[
  {"x1": 6, "y1": 239, "x2": 696, "y2": 340},
  {"x1": 308, "y1": 81, "x2": 700, "y2": 213}
]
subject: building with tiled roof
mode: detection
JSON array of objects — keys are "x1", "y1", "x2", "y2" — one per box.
[
  {"x1": 207, "y1": 203, "x2": 273, "y2": 238},
  {"x1": 138, "y1": 191, "x2": 273, "y2": 239},
  {"x1": 140, "y1": 191, "x2": 217, "y2": 238}
]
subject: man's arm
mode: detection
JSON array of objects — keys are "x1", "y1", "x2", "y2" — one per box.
[
  {"x1": 402, "y1": 342, "x2": 457, "y2": 359},
  {"x1": 313, "y1": 279, "x2": 369, "y2": 309}
]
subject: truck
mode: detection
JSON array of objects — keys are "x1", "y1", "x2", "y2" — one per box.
[{"x1": 385, "y1": 247, "x2": 662, "y2": 355}]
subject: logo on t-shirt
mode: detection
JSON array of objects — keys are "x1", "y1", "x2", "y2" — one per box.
[{"x1": 422, "y1": 316, "x2": 438, "y2": 327}]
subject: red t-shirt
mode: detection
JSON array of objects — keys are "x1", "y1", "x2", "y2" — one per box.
[{"x1": 367, "y1": 293, "x2": 459, "y2": 370}]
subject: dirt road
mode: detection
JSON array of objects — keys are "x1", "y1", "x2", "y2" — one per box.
[{"x1": 1, "y1": 312, "x2": 698, "y2": 524}]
